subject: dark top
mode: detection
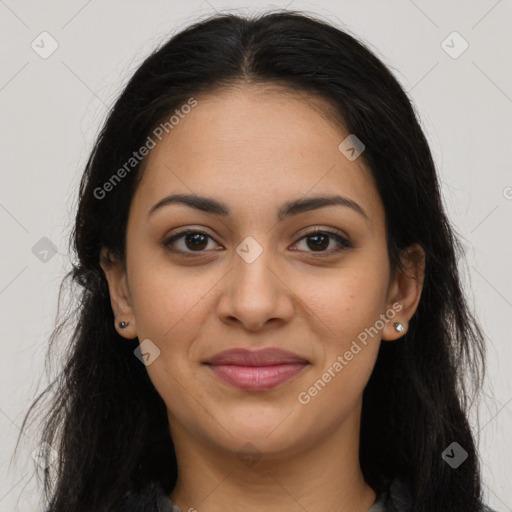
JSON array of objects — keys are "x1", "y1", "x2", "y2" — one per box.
[{"x1": 118, "y1": 477, "x2": 414, "y2": 511}]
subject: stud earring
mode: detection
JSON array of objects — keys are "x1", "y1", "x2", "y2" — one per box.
[
  {"x1": 394, "y1": 322, "x2": 405, "y2": 332},
  {"x1": 118, "y1": 321, "x2": 130, "y2": 329}
]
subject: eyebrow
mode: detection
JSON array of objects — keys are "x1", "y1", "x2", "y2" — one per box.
[{"x1": 147, "y1": 193, "x2": 369, "y2": 222}]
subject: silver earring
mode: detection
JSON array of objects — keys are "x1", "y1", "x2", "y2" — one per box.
[
  {"x1": 118, "y1": 321, "x2": 129, "y2": 329},
  {"x1": 394, "y1": 322, "x2": 405, "y2": 332}
]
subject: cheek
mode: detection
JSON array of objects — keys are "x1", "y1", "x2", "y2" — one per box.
[
  {"x1": 128, "y1": 259, "x2": 215, "y2": 340},
  {"x1": 292, "y1": 261, "x2": 388, "y2": 404},
  {"x1": 298, "y1": 343, "x2": 379, "y2": 429},
  {"x1": 296, "y1": 271, "x2": 385, "y2": 416},
  {"x1": 126, "y1": 264, "x2": 215, "y2": 416},
  {"x1": 294, "y1": 262, "x2": 389, "y2": 342}
]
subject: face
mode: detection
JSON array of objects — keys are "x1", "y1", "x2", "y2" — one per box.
[{"x1": 101, "y1": 84, "x2": 424, "y2": 462}]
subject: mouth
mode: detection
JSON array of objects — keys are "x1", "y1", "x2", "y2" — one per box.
[{"x1": 203, "y1": 348, "x2": 310, "y2": 391}]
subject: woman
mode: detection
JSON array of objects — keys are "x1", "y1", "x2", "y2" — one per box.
[{"x1": 17, "y1": 10, "x2": 492, "y2": 512}]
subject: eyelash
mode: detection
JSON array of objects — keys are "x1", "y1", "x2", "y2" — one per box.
[{"x1": 163, "y1": 228, "x2": 352, "y2": 258}]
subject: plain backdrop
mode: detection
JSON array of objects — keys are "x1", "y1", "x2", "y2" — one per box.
[{"x1": 1, "y1": 1, "x2": 511, "y2": 510}]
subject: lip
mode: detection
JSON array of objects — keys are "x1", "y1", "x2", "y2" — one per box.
[
  {"x1": 205, "y1": 348, "x2": 308, "y2": 366},
  {"x1": 204, "y1": 348, "x2": 309, "y2": 391}
]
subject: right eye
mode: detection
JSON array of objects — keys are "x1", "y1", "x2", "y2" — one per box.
[{"x1": 163, "y1": 230, "x2": 222, "y2": 256}]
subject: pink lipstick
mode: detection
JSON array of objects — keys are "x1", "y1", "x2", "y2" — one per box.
[{"x1": 204, "y1": 348, "x2": 309, "y2": 391}]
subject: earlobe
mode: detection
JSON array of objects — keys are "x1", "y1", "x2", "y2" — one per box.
[
  {"x1": 99, "y1": 247, "x2": 137, "y2": 339},
  {"x1": 382, "y1": 243, "x2": 425, "y2": 341}
]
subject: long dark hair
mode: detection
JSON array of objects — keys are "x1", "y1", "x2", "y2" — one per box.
[{"x1": 16, "y1": 10, "x2": 488, "y2": 512}]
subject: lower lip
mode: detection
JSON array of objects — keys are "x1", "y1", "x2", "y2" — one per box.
[{"x1": 206, "y1": 363, "x2": 308, "y2": 391}]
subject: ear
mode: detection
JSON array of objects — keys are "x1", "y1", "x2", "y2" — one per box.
[
  {"x1": 382, "y1": 243, "x2": 425, "y2": 341},
  {"x1": 99, "y1": 247, "x2": 137, "y2": 340}
]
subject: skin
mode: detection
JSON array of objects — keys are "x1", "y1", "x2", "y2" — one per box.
[{"x1": 100, "y1": 84, "x2": 425, "y2": 512}]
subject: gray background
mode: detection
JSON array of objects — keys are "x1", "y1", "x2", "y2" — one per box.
[{"x1": 1, "y1": 0, "x2": 511, "y2": 510}]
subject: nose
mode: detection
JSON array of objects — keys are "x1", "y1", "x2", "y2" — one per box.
[{"x1": 216, "y1": 243, "x2": 295, "y2": 332}]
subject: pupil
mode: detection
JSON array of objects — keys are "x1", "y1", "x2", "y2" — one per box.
[
  {"x1": 183, "y1": 233, "x2": 330, "y2": 252},
  {"x1": 308, "y1": 234, "x2": 328, "y2": 251},
  {"x1": 186, "y1": 233, "x2": 207, "y2": 251}
]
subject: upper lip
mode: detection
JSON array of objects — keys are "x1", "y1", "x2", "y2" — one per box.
[{"x1": 204, "y1": 348, "x2": 308, "y2": 366}]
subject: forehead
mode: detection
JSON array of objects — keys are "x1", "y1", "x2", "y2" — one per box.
[{"x1": 133, "y1": 85, "x2": 384, "y2": 226}]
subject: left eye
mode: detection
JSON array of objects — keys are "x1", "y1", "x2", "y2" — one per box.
[
  {"x1": 163, "y1": 229, "x2": 352, "y2": 256},
  {"x1": 293, "y1": 230, "x2": 352, "y2": 254}
]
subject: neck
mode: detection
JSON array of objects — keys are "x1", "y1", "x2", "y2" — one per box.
[{"x1": 168, "y1": 400, "x2": 377, "y2": 512}]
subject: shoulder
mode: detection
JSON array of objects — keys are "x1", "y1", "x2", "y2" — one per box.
[
  {"x1": 124, "y1": 477, "x2": 413, "y2": 512},
  {"x1": 368, "y1": 476, "x2": 413, "y2": 512},
  {"x1": 388, "y1": 477, "x2": 414, "y2": 511},
  {"x1": 373, "y1": 477, "x2": 496, "y2": 512},
  {"x1": 114, "y1": 478, "x2": 497, "y2": 512},
  {"x1": 114, "y1": 480, "x2": 178, "y2": 512}
]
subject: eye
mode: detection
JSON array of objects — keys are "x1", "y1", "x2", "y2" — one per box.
[
  {"x1": 163, "y1": 228, "x2": 352, "y2": 257},
  {"x1": 292, "y1": 228, "x2": 352, "y2": 256},
  {"x1": 163, "y1": 230, "x2": 221, "y2": 256}
]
